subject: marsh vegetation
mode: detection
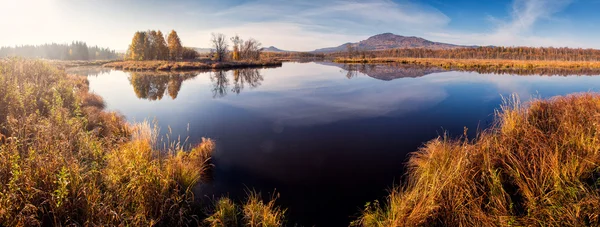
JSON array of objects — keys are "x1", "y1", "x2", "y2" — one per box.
[{"x1": 0, "y1": 59, "x2": 285, "y2": 226}]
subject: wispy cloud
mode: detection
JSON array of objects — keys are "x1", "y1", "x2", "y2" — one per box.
[
  {"x1": 198, "y1": 0, "x2": 450, "y2": 51},
  {"x1": 428, "y1": 0, "x2": 581, "y2": 47}
]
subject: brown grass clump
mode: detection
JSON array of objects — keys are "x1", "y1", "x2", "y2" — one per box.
[
  {"x1": 354, "y1": 93, "x2": 600, "y2": 226},
  {"x1": 205, "y1": 191, "x2": 286, "y2": 227}
]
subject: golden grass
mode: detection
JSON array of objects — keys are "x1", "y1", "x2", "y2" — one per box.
[
  {"x1": 335, "y1": 57, "x2": 600, "y2": 71},
  {"x1": 104, "y1": 60, "x2": 283, "y2": 71},
  {"x1": 242, "y1": 191, "x2": 287, "y2": 227},
  {"x1": 205, "y1": 197, "x2": 240, "y2": 227},
  {"x1": 354, "y1": 93, "x2": 600, "y2": 226},
  {"x1": 0, "y1": 58, "x2": 256, "y2": 226}
]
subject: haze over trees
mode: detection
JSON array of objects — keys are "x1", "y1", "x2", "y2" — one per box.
[{"x1": 0, "y1": 42, "x2": 118, "y2": 60}]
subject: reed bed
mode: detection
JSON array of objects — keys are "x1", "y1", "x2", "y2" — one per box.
[
  {"x1": 354, "y1": 93, "x2": 600, "y2": 226},
  {"x1": 0, "y1": 58, "x2": 285, "y2": 226}
]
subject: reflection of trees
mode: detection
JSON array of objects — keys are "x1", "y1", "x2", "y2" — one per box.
[
  {"x1": 129, "y1": 72, "x2": 196, "y2": 100},
  {"x1": 211, "y1": 71, "x2": 229, "y2": 98},
  {"x1": 231, "y1": 69, "x2": 263, "y2": 94}
]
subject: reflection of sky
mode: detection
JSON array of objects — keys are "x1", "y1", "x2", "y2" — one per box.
[
  {"x1": 85, "y1": 63, "x2": 600, "y2": 132},
  {"x1": 82, "y1": 63, "x2": 600, "y2": 226}
]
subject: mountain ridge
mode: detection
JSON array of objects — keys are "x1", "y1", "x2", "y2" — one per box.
[{"x1": 313, "y1": 33, "x2": 472, "y2": 53}]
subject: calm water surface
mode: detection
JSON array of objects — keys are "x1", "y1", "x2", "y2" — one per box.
[{"x1": 70, "y1": 62, "x2": 600, "y2": 226}]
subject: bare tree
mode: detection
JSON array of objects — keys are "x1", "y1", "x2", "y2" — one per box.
[
  {"x1": 211, "y1": 33, "x2": 229, "y2": 62},
  {"x1": 240, "y1": 38, "x2": 262, "y2": 60}
]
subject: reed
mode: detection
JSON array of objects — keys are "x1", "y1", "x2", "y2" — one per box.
[{"x1": 354, "y1": 93, "x2": 600, "y2": 226}]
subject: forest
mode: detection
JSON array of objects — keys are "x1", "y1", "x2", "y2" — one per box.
[
  {"x1": 0, "y1": 42, "x2": 119, "y2": 60},
  {"x1": 333, "y1": 46, "x2": 600, "y2": 61}
]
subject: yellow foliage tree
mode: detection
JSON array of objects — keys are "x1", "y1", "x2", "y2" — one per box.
[{"x1": 167, "y1": 30, "x2": 183, "y2": 61}]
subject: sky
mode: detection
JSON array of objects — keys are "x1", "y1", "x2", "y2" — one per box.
[{"x1": 1, "y1": 0, "x2": 599, "y2": 51}]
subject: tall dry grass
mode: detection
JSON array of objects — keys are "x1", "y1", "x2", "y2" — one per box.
[
  {"x1": 0, "y1": 58, "x2": 222, "y2": 226},
  {"x1": 354, "y1": 93, "x2": 600, "y2": 226},
  {"x1": 0, "y1": 58, "x2": 287, "y2": 226}
]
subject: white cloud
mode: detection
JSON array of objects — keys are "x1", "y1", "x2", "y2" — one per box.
[{"x1": 427, "y1": 0, "x2": 583, "y2": 48}]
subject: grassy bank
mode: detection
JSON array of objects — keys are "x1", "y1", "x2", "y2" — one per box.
[
  {"x1": 103, "y1": 60, "x2": 283, "y2": 71},
  {"x1": 0, "y1": 58, "x2": 285, "y2": 226},
  {"x1": 335, "y1": 57, "x2": 600, "y2": 71},
  {"x1": 354, "y1": 93, "x2": 600, "y2": 226}
]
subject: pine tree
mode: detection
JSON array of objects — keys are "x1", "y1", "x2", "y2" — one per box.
[{"x1": 167, "y1": 30, "x2": 183, "y2": 61}]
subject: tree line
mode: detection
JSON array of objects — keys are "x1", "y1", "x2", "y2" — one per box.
[
  {"x1": 333, "y1": 46, "x2": 600, "y2": 61},
  {"x1": 127, "y1": 30, "x2": 265, "y2": 62},
  {"x1": 126, "y1": 30, "x2": 198, "y2": 61},
  {"x1": 0, "y1": 42, "x2": 119, "y2": 60}
]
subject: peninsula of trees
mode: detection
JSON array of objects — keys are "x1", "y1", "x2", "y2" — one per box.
[{"x1": 104, "y1": 30, "x2": 282, "y2": 71}]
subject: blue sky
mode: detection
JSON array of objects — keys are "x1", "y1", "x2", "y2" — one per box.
[{"x1": 1, "y1": 0, "x2": 599, "y2": 51}]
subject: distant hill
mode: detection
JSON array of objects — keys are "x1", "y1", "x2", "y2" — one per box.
[
  {"x1": 261, "y1": 46, "x2": 292, "y2": 53},
  {"x1": 193, "y1": 47, "x2": 214, "y2": 54},
  {"x1": 313, "y1": 33, "x2": 471, "y2": 53}
]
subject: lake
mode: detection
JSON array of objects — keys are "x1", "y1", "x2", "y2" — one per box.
[{"x1": 69, "y1": 62, "x2": 600, "y2": 226}]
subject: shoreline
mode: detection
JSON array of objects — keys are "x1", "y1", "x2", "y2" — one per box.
[
  {"x1": 103, "y1": 60, "x2": 283, "y2": 71},
  {"x1": 334, "y1": 57, "x2": 600, "y2": 70}
]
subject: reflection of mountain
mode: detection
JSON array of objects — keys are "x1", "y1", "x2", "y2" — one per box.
[
  {"x1": 319, "y1": 62, "x2": 446, "y2": 80},
  {"x1": 129, "y1": 72, "x2": 196, "y2": 100}
]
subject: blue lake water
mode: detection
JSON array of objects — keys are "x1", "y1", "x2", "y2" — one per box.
[{"x1": 70, "y1": 62, "x2": 600, "y2": 226}]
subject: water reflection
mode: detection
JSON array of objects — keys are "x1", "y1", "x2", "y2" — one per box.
[
  {"x1": 327, "y1": 62, "x2": 600, "y2": 78},
  {"x1": 76, "y1": 62, "x2": 600, "y2": 227},
  {"x1": 321, "y1": 62, "x2": 446, "y2": 80},
  {"x1": 232, "y1": 69, "x2": 263, "y2": 94},
  {"x1": 127, "y1": 68, "x2": 264, "y2": 100},
  {"x1": 66, "y1": 66, "x2": 113, "y2": 77},
  {"x1": 129, "y1": 72, "x2": 197, "y2": 100}
]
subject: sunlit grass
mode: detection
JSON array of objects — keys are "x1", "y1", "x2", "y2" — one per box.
[
  {"x1": 0, "y1": 58, "x2": 288, "y2": 226},
  {"x1": 354, "y1": 93, "x2": 600, "y2": 226}
]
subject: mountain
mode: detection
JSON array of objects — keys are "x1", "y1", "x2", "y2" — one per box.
[
  {"x1": 261, "y1": 46, "x2": 291, "y2": 53},
  {"x1": 313, "y1": 33, "x2": 469, "y2": 53}
]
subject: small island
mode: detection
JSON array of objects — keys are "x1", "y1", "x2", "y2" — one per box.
[{"x1": 102, "y1": 30, "x2": 282, "y2": 71}]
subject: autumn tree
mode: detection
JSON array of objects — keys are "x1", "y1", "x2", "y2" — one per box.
[
  {"x1": 128, "y1": 31, "x2": 148, "y2": 60},
  {"x1": 155, "y1": 30, "x2": 169, "y2": 60},
  {"x1": 230, "y1": 35, "x2": 242, "y2": 60},
  {"x1": 211, "y1": 33, "x2": 228, "y2": 62},
  {"x1": 168, "y1": 30, "x2": 183, "y2": 61}
]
